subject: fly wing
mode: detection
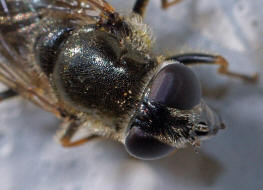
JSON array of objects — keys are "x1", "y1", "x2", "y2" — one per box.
[
  {"x1": 0, "y1": 31, "x2": 62, "y2": 117},
  {"x1": 44, "y1": 0, "x2": 115, "y2": 23},
  {"x1": 0, "y1": 0, "x2": 117, "y2": 118}
]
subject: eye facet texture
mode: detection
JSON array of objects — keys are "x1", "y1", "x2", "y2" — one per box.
[
  {"x1": 149, "y1": 64, "x2": 201, "y2": 110},
  {"x1": 125, "y1": 126, "x2": 174, "y2": 160}
]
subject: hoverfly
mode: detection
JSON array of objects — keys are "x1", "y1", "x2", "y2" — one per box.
[{"x1": 0, "y1": 0, "x2": 258, "y2": 160}]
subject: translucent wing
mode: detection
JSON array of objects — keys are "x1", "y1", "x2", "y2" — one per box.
[
  {"x1": 42, "y1": 0, "x2": 115, "y2": 23},
  {"x1": 0, "y1": 0, "x2": 116, "y2": 118},
  {"x1": 0, "y1": 33, "x2": 61, "y2": 116}
]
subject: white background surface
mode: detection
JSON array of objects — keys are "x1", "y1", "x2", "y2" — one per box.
[{"x1": 0, "y1": 0, "x2": 263, "y2": 189}]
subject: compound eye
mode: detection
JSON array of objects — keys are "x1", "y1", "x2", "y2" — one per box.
[
  {"x1": 125, "y1": 126, "x2": 174, "y2": 160},
  {"x1": 149, "y1": 64, "x2": 201, "y2": 110}
]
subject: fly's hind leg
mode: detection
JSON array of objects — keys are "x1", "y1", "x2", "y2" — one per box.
[
  {"x1": 167, "y1": 53, "x2": 259, "y2": 83},
  {"x1": 57, "y1": 121, "x2": 98, "y2": 147},
  {"x1": 0, "y1": 89, "x2": 17, "y2": 102}
]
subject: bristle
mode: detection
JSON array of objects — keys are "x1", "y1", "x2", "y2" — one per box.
[{"x1": 124, "y1": 13, "x2": 154, "y2": 52}]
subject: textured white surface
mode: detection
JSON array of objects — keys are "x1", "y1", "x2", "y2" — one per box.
[{"x1": 1, "y1": 0, "x2": 263, "y2": 189}]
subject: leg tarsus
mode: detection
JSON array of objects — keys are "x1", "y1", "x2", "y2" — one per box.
[
  {"x1": 0, "y1": 89, "x2": 17, "y2": 102},
  {"x1": 162, "y1": 0, "x2": 182, "y2": 9},
  {"x1": 167, "y1": 53, "x2": 259, "y2": 83},
  {"x1": 215, "y1": 56, "x2": 258, "y2": 83},
  {"x1": 58, "y1": 122, "x2": 98, "y2": 147},
  {"x1": 61, "y1": 135, "x2": 98, "y2": 147}
]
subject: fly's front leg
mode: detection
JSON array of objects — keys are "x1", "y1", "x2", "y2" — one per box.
[
  {"x1": 57, "y1": 121, "x2": 98, "y2": 147},
  {"x1": 162, "y1": 0, "x2": 182, "y2": 9},
  {"x1": 133, "y1": 0, "x2": 150, "y2": 17},
  {"x1": 0, "y1": 89, "x2": 17, "y2": 102},
  {"x1": 133, "y1": 0, "x2": 183, "y2": 17},
  {"x1": 166, "y1": 53, "x2": 259, "y2": 83}
]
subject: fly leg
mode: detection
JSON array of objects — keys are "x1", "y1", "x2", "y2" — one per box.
[
  {"x1": 166, "y1": 53, "x2": 259, "y2": 83},
  {"x1": 0, "y1": 89, "x2": 17, "y2": 102},
  {"x1": 58, "y1": 121, "x2": 98, "y2": 147},
  {"x1": 133, "y1": 0, "x2": 150, "y2": 17},
  {"x1": 133, "y1": 0, "x2": 183, "y2": 17},
  {"x1": 161, "y1": 0, "x2": 182, "y2": 9}
]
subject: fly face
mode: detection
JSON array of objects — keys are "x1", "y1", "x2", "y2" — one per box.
[{"x1": 125, "y1": 63, "x2": 223, "y2": 160}]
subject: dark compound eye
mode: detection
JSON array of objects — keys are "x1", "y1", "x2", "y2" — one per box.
[
  {"x1": 125, "y1": 126, "x2": 174, "y2": 160},
  {"x1": 149, "y1": 64, "x2": 201, "y2": 110}
]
